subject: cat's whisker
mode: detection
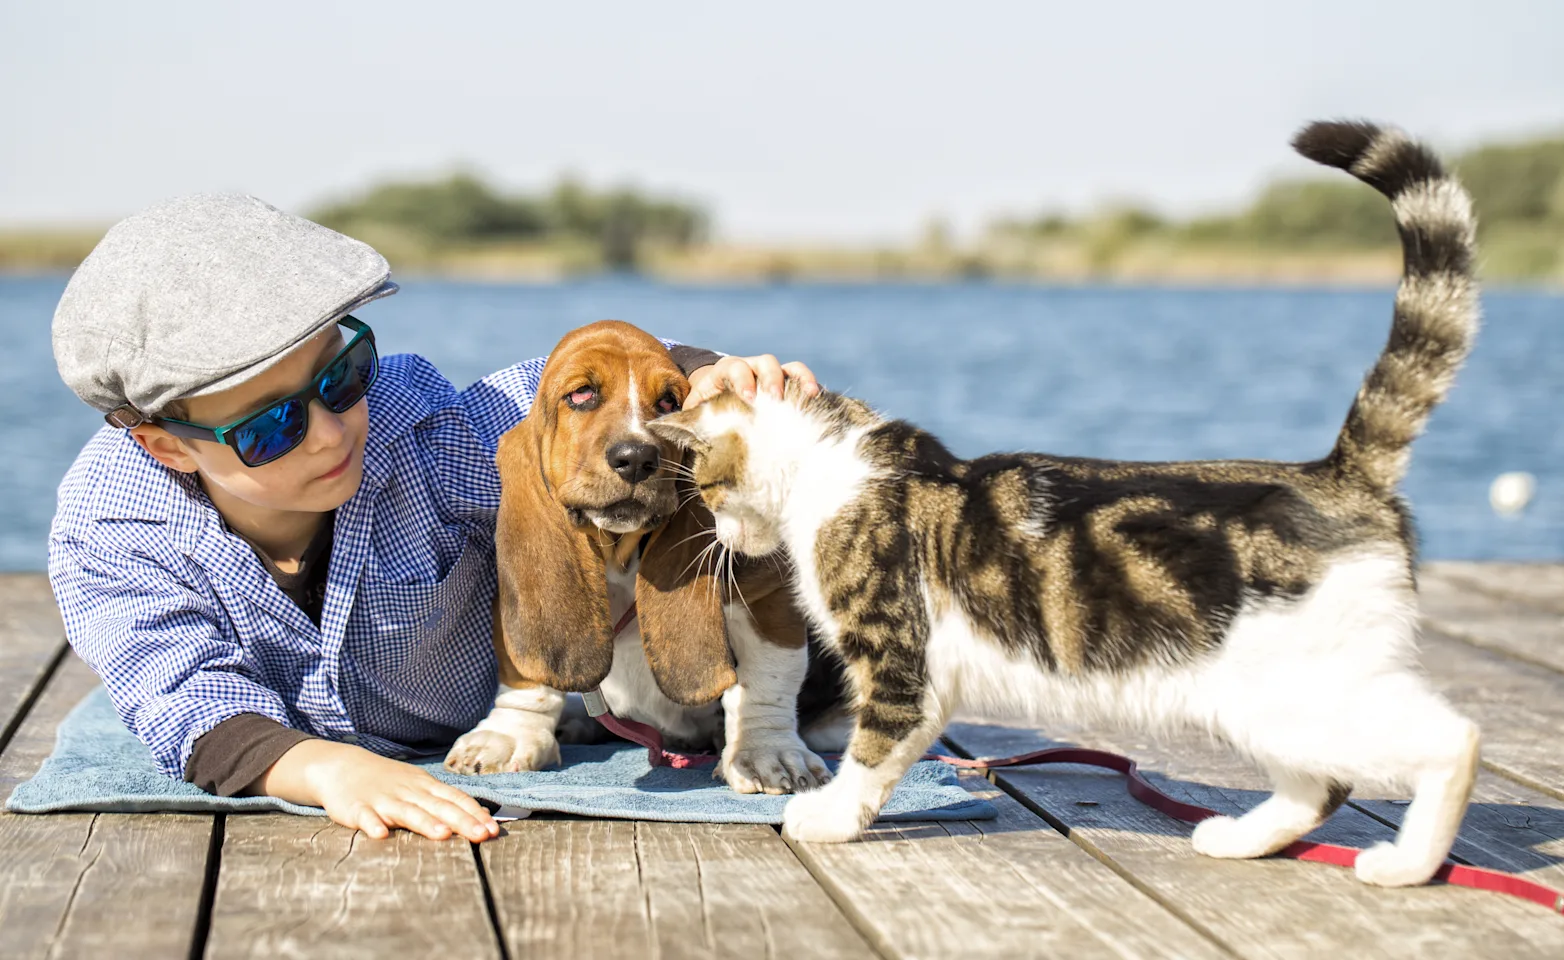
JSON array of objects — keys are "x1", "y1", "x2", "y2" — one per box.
[{"x1": 677, "y1": 538, "x2": 721, "y2": 583}]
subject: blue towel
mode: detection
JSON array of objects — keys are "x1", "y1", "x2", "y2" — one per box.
[{"x1": 6, "y1": 688, "x2": 995, "y2": 824}]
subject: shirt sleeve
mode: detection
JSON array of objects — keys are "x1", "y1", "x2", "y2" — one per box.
[
  {"x1": 186, "y1": 713, "x2": 314, "y2": 796},
  {"x1": 48, "y1": 537, "x2": 303, "y2": 781},
  {"x1": 669, "y1": 344, "x2": 724, "y2": 376}
]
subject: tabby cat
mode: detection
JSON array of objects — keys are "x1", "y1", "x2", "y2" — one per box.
[{"x1": 647, "y1": 121, "x2": 1480, "y2": 887}]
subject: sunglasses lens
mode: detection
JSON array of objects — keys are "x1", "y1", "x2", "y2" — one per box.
[
  {"x1": 233, "y1": 397, "x2": 308, "y2": 465},
  {"x1": 320, "y1": 336, "x2": 378, "y2": 413}
]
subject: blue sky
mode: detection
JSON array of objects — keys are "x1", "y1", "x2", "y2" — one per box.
[{"x1": 2, "y1": 1, "x2": 1561, "y2": 241}]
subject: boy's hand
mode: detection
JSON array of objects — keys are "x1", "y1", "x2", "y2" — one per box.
[
  {"x1": 686, "y1": 355, "x2": 821, "y2": 408},
  {"x1": 256, "y1": 739, "x2": 500, "y2": 843}
]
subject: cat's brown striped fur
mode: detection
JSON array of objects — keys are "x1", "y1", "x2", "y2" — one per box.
[{"x1": 650, "y1": 121, "x2": 1482, "y2": 888}]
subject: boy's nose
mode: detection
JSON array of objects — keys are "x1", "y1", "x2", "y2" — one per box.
[{"x1": 305, "y1": 399, "x2": 348, "y2": 448}]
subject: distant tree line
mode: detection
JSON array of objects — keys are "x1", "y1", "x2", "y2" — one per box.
[
  {"x1": 310, "y1": 173, "x2": 710, "y2": 270},
  {"x1": 992, "y1": 135, "x2": 1564, "y2": 278}
]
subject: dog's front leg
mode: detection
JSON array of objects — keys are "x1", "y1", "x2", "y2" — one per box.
[
  {"x1": 718, "y1": 614, "x2": 833, "y2": 794},
  {"x1": 444, "y1": 683, "x2": 564, "y2": 774}
]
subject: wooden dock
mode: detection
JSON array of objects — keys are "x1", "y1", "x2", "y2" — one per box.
[{"x1": 3, "y1": 563, "x2": 1563, "y2": 958}]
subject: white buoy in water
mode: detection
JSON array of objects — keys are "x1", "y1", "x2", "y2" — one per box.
[{"x1": 1489, "y1": 472, "x2": 1536, "y2": 516}]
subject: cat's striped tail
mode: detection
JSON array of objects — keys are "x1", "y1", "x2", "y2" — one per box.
[{"x1": 1293, "y1": 120, "x2": 1480, "y2": 497}]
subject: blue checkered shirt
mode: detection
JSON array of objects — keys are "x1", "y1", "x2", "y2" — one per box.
[{"x1": 49, "y1": 352, "x2": 553, "y2": 779}]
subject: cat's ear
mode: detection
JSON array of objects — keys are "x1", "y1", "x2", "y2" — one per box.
[{"x1": 647, "y1": 409, "x2": 710, "y2": 452}]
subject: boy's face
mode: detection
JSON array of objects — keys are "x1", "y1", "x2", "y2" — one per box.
[{"x1": 131, "y1": 325, "x2": 369, "y2": 515}]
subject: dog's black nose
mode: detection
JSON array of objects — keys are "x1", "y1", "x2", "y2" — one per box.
[{"x1": 607, "y1": 440, "x2": 661, "y2": 485}]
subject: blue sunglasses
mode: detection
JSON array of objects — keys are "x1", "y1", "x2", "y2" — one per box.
[{"x1": 154, "y1": 318, "x2": 380, "y2": 467}]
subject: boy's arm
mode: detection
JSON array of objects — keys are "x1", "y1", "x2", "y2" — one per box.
[
  {"x1": 187, "y1": 713, "x2": 314, "y2": 795},
  {"x1": 50, "y1": 537, "x2": 301, "y2": 780},
  {"x1": 50, "y1": 538, "x2": 497, "y2": 842}
]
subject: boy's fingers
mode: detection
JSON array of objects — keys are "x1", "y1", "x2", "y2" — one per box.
[
  {"x1": 686, "y1": 354, "x2": 807, "y2": 407},
  {"x1": 409, "y1": 792, "x2": 495, "y2": 843},
  {"x1": 781, "y1": 361, "x2": 821, "y2": 396},
  {"x1": 719, "y1": 358, "x2": 757, "y2": 401},
  {"x1": 348, "y1": 804, "x2": 390, "y2": 840},
  {"x1": 749, "y1": 354, "x2": 786, "y2": 398},
  {"x1": 429, "y1": 783, "x2": 500, "y2": 836},
  {"x1": 382, "y1": 799, "x2": 452, "y2": 841},
  {"x1": 684, "y1": 366, "x2": 726, "y2": 408}
]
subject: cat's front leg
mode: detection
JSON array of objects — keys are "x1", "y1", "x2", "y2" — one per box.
[
  {"x1": 783, "y1": 647, "x2": 948, "y2": 843},
  {"x1": 444, "y1": 683, "x2": 565, "y2": 774}
]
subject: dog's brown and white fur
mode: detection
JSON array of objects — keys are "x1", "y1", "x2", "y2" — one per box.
[{"x1": 443, "y1": 321, "x2": 833, "y2": 794}]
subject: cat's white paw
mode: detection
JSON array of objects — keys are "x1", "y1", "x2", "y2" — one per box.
[
  {"x1": 443, "y1": 727, "x2": 560, "y2": 774},
  {"x1": 1354, "y1": 841, "x2": 1441, "y2": 887},
  {"x1": 718, "y1": 736, "x2": 833, "y2": 795},
  {"x1": 1191, "y1": 814, "x2": 1274, "y2": 860},
  {"x1": 782, "y1": 782, "x2": 872, "y2": 843}
]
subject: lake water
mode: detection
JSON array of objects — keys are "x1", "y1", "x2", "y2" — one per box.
[{"x1": 2, "y1": 275, "x2": 1559, "y2": 569}]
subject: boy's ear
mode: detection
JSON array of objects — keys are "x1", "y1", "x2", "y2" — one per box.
[
  {"x1": 128, "y1": 425, "x2": 200, "y2": 474},
  {"x1": 646, "y1": 411, "x2": 708, "y2": 452}
]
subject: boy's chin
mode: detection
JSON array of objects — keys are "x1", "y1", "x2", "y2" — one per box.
[{"x1": 310, "y1": 465, "x2": 365, "y2": 510}]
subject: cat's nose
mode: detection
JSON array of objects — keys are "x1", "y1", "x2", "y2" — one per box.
[{"x1": 607, "y1": 440, "x2": 660, "y2": 485}]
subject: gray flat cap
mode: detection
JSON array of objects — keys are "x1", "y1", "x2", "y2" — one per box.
[{"x1": 53, "y1": 193, "x2": 397, "y2": 418}]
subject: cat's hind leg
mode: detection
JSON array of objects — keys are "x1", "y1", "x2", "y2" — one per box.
[
  {"x1": 1192, "y1": 771, "x2": 1350, "y2": 859},
  {"x1": 1210, "y1": 672, "x2": 1478, "y2": 886},
  {"x1": 1352, "y1": 701, "x2": 1480, "y2": 887}
]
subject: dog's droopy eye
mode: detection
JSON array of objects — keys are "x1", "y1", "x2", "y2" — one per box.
[
  {"x1": 656, "y1": 393, "x2": 680, "y2": 415},
  {"x1": 565, "y1": 386, "x2": 599, "y2": 410}
]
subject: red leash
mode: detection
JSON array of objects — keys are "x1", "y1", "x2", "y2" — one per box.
[
  {"x1": 582, "y1": 605, "x2": 720, "y2": 770},
  {"x1": 587, "y1": 604, "x2": 1564, "y2": 914}
]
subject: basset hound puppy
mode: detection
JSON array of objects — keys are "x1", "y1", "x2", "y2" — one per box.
[{"x1": 444, "y1": 321, "x2": 840, "y2": 793}]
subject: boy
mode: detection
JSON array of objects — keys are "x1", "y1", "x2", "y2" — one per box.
[{"x1": 49, "y1": 193, "x2": 817, "y2": 843}]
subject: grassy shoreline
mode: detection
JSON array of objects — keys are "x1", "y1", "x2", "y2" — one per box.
[
  {"x1": 0, "y1": 229, "x2": 1409, "y2": 285},
  {"x1": 4, "y1": 228, "x2": 1559, "y2": 290}
]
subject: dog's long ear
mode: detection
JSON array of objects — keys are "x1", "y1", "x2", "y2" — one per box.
[
  {"x1": 494, "y1": 421, "x2": 615, "y2": 692},
  {"x1": 635, "y1": 474, "x2": 736, "y2": 706}
]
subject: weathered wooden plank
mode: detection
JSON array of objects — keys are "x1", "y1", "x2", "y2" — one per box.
[
  {"x1": 0, "y1": 653, "x2": 213, "y2": 960},
  {"x1": 481, "y1": 820, "x2": 648, "y2": 958},
  {"x1": 1419, "y1": 567, "x2": 1564, "y2": 673},
  {"x1": 947, "y1": 722, "x2": 1564, "y2": 958},
  {"x1": 632, "y1": 821, "x2": 875, "y2": 959},
  {"x1": 787, "y1": 772, "x2": 1225, "y2": 959},
  {"x1": 206, "y1": 814, "x2": 500, "y2": 960},
  {"x1": 0, "y1": 573, "x2": 67, "y2": 753},
  {"x1": 482, "y1": 819, "x2": 873, "y2": 959},
  {"x1": 1419, "y1": 626, "x2": 1564, "y2": 800},
  {"x1": 1425, "y1": 562, "x2": 1564, "y2": 615}
]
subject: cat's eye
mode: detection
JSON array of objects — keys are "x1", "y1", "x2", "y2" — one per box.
[
  {"x1": 656, "y1": 392, "x2": 680, "y2": 415},
  {"x1": 565, "y1": 386, "x2": 599, "y2": 410}
]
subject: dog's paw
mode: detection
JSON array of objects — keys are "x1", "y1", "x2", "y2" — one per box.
[
  {"x1": 443, "y1": 727, "x2": 560, "y2": 774},
  {"x1": 717, "y1": 736, "x2": 833, "y2": 795},
  {"x1": 781, "y1": 783, "x2": 872, "y2": 843},
  {"x1": 1354, "y1": 841, "x2": 1441, "y2": 887}
]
